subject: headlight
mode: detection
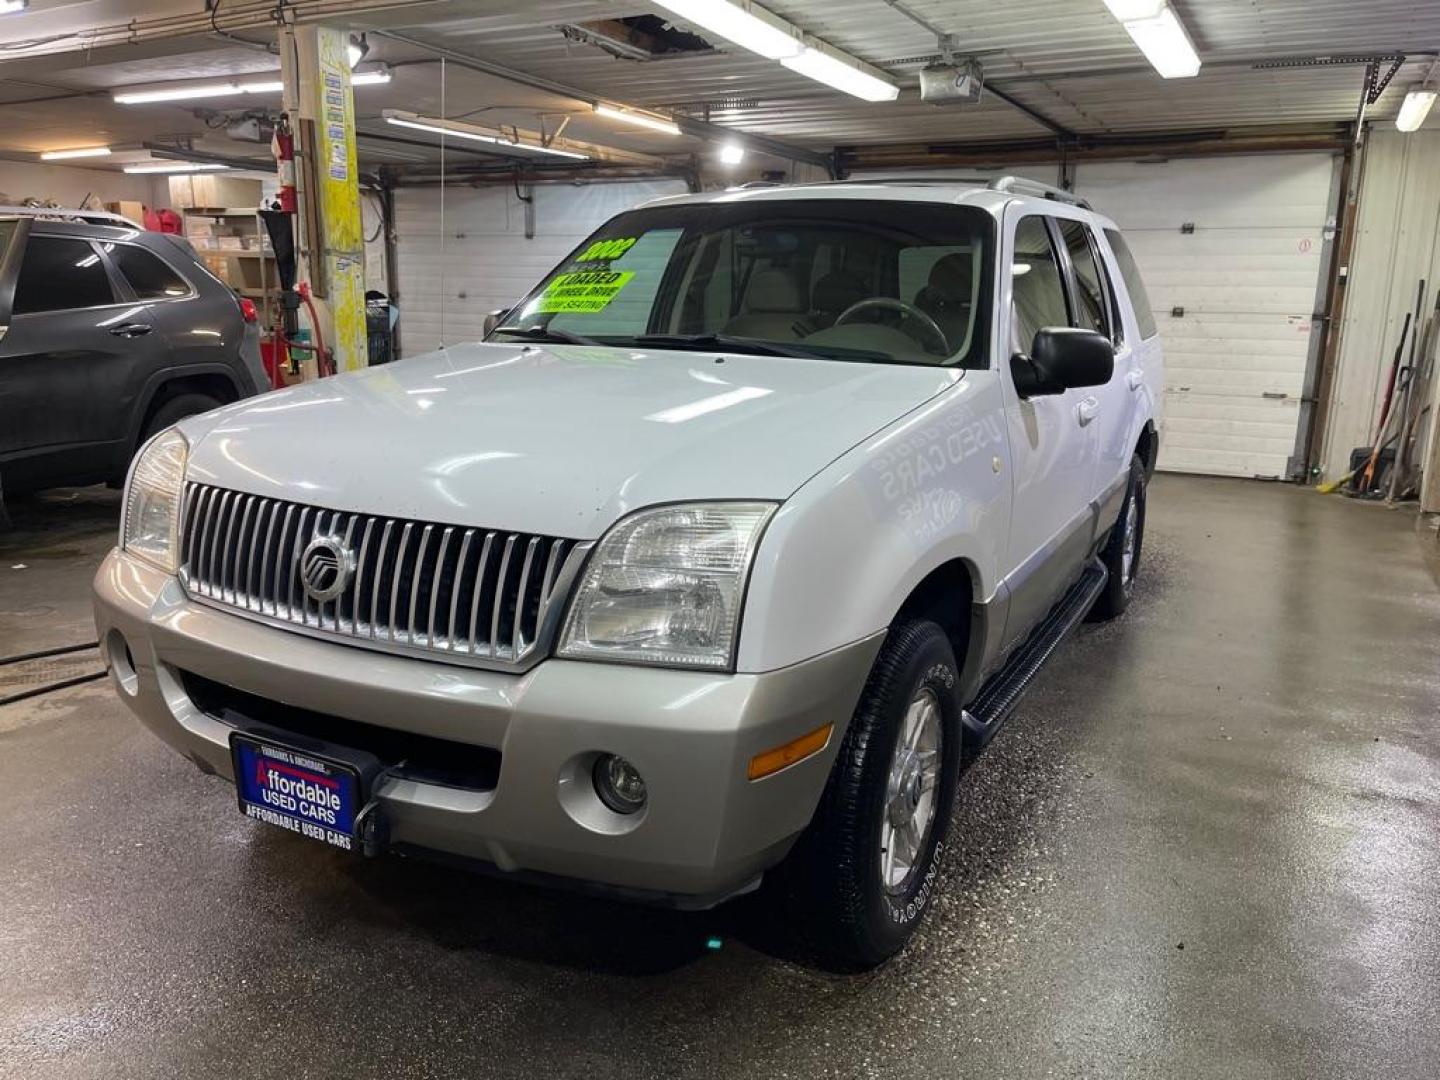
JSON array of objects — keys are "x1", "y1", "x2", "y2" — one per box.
[
  {"x1": 558, "y1": 502, "x2": 777, "y2": 670},
  {"x1": 122, "y1": 429, "x2": 188, "y2": 573}
]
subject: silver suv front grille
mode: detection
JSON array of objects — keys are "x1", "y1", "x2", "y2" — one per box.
[{"x1": 178, "y1": 483, "x2": 586, "y2": 670}]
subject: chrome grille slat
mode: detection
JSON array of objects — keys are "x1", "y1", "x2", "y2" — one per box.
[
  {"x1": 467, "y1": 532, "x2": 496, "y2": 656},
  {"x1": 179, "y1": 483, "x2": 580, "y2": 669}
]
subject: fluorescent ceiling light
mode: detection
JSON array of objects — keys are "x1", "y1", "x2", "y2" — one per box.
[
  {"x1": 1103, "y1": 0, "x2": 1200, "y2": 78},
  {"x1": 123, "y1": 162, "x2": 230, "y2": 174},
  {"x1": 351, "y1": 67, "x2": 392, "y2": 86},
  {"x1": 348, "y1": 33, "x2": 369, "y2": 69},
  {"x1": 594, "y1": 104, "x2": 682, "y2": 136},
  {"x1": 0, "y1": 0, "x2": 28, "y2": 13},
  {"x1": 781, "y1": 46, "x2": 900, "y2": 101},
  {"x1": 383, "y1": 111, "x2": 589, "y2": 159},
  {"x1": 719, "y1": 142, "x2": 746, "y2": 165},
  {"x1": 653, "y1": 0, "x2": 801, "y2": 60},
  {"x1": 114, "y1": 67, "x2": 389, "y2": 104},
  {"x1": 40, "y1": 146, "x2": 112, "y2": 160},
  {"x1": 1396, "y1": 87, "x2": 1437, "y2": 132}
]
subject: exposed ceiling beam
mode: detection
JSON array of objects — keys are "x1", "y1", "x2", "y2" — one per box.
[
  {"x1": 837, "y1": 124, "x2": 1351, "y2": 171},
  {"x1": 371, "y1": 30, "x2": 836, "y2": 173}
]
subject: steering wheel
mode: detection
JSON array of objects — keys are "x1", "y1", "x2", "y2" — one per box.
[{"x1": 834, "y1": 297, "x2": 950, "y2": 356}]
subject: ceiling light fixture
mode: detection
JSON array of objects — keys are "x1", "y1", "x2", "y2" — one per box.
[
  {"x1": 655, "y1": 0, "x2": 898, "y2": 101},
  {"x1": 1396, "y1": 86, "x2": 1437, "y2": 132},
  {"x1": 719, "y1": 142, "x2": 746, "y2": 165},
  {"x1": 382, "y1": 111, "x2": 590, "y2": 159},
  {"x1": 122, "y1": 162, "x2": 231, "y2": 174},
  {"x1": 348, "y1": 33, "x2": 370, "y2": 69},
  {"x1": 781, "y1": 45, "x2": 901, "y2": 102},
  {"x1": 39, "y1": 146, "x2": 112, "y2": 161},
  {"x1": 593, "y1": 104, "x2": 682, "y2": 135},
  {"x1": 114, "y1": 66, "x2": 390, "y2": 104},
  {"x1": 1102, "y1": 0, "x2": 1200, "y2": 78},
  {"x1": 0, "y1": 0, "x2": 28, "y2": 13},
  {"x1": 653, "y1": 0, "x2": 800, "y2": 60}
]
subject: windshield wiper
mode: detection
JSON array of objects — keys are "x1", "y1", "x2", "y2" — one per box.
[
  {"x1": 491, "y1": 325, "x2": 602, "y2": 347},
  {"x1": 627, "y1": 333, "x2": 828, "y2": 359}
]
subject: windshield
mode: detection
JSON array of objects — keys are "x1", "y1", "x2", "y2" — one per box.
[{"x1": 492, "y1": 199, "x2": 994, "y2": 368}]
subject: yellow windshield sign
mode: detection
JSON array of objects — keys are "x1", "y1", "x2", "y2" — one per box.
[{"x1": 535, "y1": 269, "x2": 635, "y2": 314}]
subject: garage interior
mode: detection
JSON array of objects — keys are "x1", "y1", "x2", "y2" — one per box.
[{"x1": 2, "y1": 1, "x2": 1439, "y2": 1077}]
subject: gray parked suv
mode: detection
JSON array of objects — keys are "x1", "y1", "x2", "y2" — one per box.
[{"x1": 0, "y1": 210, "x2": 267, "y2": 504}]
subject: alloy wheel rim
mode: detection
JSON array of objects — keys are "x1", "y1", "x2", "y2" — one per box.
[
  {"x1": 880, "y1": 687, "x2": 943, "y2": 893},
  {"x1": 1120, "y1": 488, "x2": 1140, "y2": 587}
]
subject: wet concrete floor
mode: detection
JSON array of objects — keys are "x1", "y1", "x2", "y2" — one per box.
[{"x1": 2, "y1": 475, "x2": 1437, "y2": 1079}]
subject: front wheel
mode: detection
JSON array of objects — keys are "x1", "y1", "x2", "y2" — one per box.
[
  {"x1": 1090, "y1": 454, "x2": 1147, "y2": 621},
  {"x1": 771, "y1": 619, "x2": 963, "y2": 970}
]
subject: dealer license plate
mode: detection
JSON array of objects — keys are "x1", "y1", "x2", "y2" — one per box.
[{"x1": 231, "y1": 733, "x2": 361, "y2": 852}]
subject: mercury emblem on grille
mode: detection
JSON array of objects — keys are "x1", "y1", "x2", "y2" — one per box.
[{"x1": 299, "y1": 534, "x2": 354, "y2": 602}]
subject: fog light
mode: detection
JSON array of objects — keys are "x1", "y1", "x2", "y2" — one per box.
[{"x1": 593, "y1": 754, "x2": 647, "y2": 814}]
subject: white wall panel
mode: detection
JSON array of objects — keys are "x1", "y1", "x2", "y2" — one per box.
[
  {"x1": 1321, "y1": 130, "x2": 1440, "y2": 505},
  {"x1": 1076, "y1": 154, "x2": 1337, "y2": 478},
  {"x1": 394, "y1": 179, "x2": 687, "y2": 357}
]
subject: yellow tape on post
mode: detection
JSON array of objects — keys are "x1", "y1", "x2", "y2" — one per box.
[{"x1": 311, "y1": 26, "x2": 366, "y2": 372}]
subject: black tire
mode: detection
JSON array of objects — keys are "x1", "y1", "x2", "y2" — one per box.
[
  {"x1": 771, "y1": 619, "x2": 963, "y2": 970},
  {"x1": 142, "y1": 393, "x2": 224, "y2": 442},
  {"x1": 1090, "y1": 454, "x2": 1147, "y2": 621}
]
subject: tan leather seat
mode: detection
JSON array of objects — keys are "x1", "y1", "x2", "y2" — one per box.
[{"x1": 724, "y1": 268, "x2": 810, "y2": 340}]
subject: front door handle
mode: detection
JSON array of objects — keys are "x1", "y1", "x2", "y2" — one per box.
[
  {"x1": 1076, "y1": 396, "x2": 1100, "y2": 425},
  {"x1": 1126, "y1": 369, "x2": 1144, "y2": 391},
  {"x1": 109, "y1": 323, "x2": 153, "y2": 338}
]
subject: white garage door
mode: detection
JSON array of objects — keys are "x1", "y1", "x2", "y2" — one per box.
[
  {"x1": 395, "y1": 179, "x2": 688, "y2": 357},
  {"x1": 1076, "y1": 154, "x2": 1338, "y2": 478}
]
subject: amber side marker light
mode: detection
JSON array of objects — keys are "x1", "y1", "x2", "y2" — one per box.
[{"x1": 747, "y1": 723, "x2": 834, "y2": 781}]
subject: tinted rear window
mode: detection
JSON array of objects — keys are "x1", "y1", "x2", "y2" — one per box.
[
  {"x1": 110, "y1": 244, "x2": 189, "y2": 299},
  {"x1": 13, "y1": 236, "x2": 115, "y2": 314},
  {"x1": 1104, "y1": 228, "x2": 1157, "y2": 340}
]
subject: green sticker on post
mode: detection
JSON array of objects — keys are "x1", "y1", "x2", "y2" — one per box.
[{"x1": 535, "y1": 270, "x2": 636, "y2": 314}]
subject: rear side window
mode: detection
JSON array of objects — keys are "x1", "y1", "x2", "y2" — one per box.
[
  {"x1": 1059, "y1": 219, "x2": 1110, "y2": 338},
  {"x1": 1104, "y1": 228, "x2": 1157, "y2": 340},
  {"x1": 12, "y1": 236, "x2": 115, "y2": 314},
  {"x1": 1011, "y1": 216, "x2": 1070, "y2": 350},
  {"x1": 110, "y1": 244, "x2": 189, "y2": 299}
]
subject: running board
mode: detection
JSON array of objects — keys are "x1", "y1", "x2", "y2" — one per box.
[{"x1": 961, "y1": 559, "x2": 1108, "y2": 752}]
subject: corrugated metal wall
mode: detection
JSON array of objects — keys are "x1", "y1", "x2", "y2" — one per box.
[{"x1": 1321, "y1": 131, "x2": 1440, "y2": 500}]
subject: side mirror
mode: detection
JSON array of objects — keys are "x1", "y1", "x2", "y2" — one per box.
[
  {"x1": 1010, "y1": 327, "x2": 1114, "y2": 398},
  {"x1": 483, "y1": 308, "x2": 511, "y2": 337}
]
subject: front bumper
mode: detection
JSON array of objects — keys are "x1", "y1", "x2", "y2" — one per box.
[{"x1": 93, "y1": 549, "x2": 881, "y2": 905}]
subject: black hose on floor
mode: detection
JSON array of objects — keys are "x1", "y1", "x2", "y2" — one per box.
[
  {"x1": 0, "y1": 670, "x2": 107, "y2": 708},
  {"x1": 0, "y1": 641, "x2": 100, "y2": 667}
]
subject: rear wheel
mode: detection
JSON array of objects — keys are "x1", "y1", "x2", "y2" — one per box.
[
  {"x1": 771, "y1": 619, "x2": 962, "y2": 970},
  {"x1": 141, "y1": 393, "x2": 224, "y2": 442},
  {"x1": 1090, "y1": 454, "x2": 1147, "y2": 621}
]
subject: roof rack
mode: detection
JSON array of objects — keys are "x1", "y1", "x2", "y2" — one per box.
[
  {"x1": 987, "y1": 176, "x2": 1091, "y2": 210},
  {"x1": 0, "y1": 204, "x2": 142, "y2": 229}
]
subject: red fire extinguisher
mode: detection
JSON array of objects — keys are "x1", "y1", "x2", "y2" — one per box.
[{"x1": 272, "y1": 116, "x2": 296, "y2": 215}]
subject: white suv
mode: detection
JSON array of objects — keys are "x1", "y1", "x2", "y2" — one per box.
[{"x1": 95, "y1": 177, "x2": 1162, "y2": 969}]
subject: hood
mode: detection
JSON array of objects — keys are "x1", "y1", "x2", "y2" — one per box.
[{"x1": 183, "y1": 343, "x2": 959, "y2": 538}]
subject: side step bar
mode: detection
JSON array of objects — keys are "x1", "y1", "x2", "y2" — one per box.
[{"x1": 960, "y1": 559, "x2": 1108, "y2": 752}]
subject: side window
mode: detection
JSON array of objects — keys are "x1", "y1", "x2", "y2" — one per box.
[
  {"x1": 1011, "y1": 216, "x2": 1069, "y2": 352},
  {"x1": 12, "y1": 236, "x2": 115, "y2": 314},
  {"x1": 110, "y1": 244, "x2": 189, "y2": 300},
  {"x1": 1058, "y1": 219, "x2": 1109, "y2": 338},
  {"x1": 1104, "y1": 228, "x2": 1158, "y2": 340}
]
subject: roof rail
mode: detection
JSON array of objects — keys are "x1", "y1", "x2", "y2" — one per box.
[
  {"x1": 987, "y1": 176, "x2": 1091, "y2": 210},
  {"x1": 0, "y1": 204, "x2": 143, "y2": 229}
]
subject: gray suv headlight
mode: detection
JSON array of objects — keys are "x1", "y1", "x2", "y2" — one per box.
[
  {"x1": 122, "y1": 429, "x2": 188, "y2": 573},
  {"x1": 558, "y1": 502, "x2": 777, "y2": 671}
]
